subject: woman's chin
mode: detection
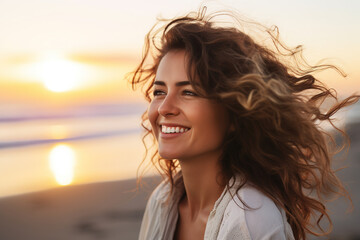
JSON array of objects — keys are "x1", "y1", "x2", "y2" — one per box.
[{"x1": 158, "y1": 150, "x2": 182, "y2": 161}]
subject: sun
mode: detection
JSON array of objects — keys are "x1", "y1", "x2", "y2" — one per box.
[
  {"x1": 35, "y1": 55, "x2": 87, "y2": 92},
  {"x1": 49, "y1": 144, "x2": 76, "y2": 186}
]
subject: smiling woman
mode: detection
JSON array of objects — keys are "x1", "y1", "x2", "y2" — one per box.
[{"x1": 131, "y1": 7, "x2": 359, "y2": 240}]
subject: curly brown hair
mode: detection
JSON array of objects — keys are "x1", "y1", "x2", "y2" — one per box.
[{"x1": 131, "y1": 7, "x2": 359, "y2": 240}]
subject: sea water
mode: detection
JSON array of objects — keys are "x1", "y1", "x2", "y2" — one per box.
[{"x1": 0, "y1": 102, "x2": 155, "y2": 198}]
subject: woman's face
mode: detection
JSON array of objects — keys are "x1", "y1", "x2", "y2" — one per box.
[{"x1": 148, "y1": 50, "x2": 230, "y2": 161}]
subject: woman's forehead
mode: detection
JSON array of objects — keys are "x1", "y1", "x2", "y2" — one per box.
[
  {"x1": 156, "y1": 51, "x2": 187, "y2": 76},
  {"x1": 154, "y1": 51, "x2": 193, "y2": 87}
]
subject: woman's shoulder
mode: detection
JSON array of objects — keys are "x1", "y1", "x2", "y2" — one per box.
[
  {"x1": 224, "y1": 184, "x2": 294, "y2": 240},
  {"x1": 138, "y1": 179, "x2": 173, "y2": 239},
  {"x1": 147, "y1": 174, "x2": 184, "y2": 207},
  {"x1": 146, "y1": 179, "x2": 171, "y2": 207}
]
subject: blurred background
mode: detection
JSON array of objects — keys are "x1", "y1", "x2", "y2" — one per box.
[{"x1": 0, "y1": 0, "x2": 359, "y2": 239}]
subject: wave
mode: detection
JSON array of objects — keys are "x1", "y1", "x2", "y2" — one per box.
[
  {"x1": 0, "y1": 102, "x2": 147, "y2": 123},
  {"x1": 0, "y1": 128, "x2": 141, "y2": 149}
]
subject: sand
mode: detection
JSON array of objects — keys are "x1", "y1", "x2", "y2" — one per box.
[{"x1": 0, "y1": 176, "x2": 161, "y2": 240}]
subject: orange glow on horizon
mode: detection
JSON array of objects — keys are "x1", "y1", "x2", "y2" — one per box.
[{"x1": 0, "y1": 52, "x2": 144, "y2": 106}]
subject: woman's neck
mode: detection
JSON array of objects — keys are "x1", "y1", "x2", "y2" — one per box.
[{"x1": 178, "y1": 152, "x2": 227, "y2": 220}]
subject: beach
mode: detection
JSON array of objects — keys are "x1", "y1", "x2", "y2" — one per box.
[
  {"x1": 0, "y1": 122, "x2": 359, "y2": 240},
  {"x1": 0, "y1": 176, "x2": 161, "y2": 240}
]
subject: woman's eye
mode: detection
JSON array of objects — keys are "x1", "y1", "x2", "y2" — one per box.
[
  {"x1": 153, "y1": 90, "x2": 166, "y2": 96},
  {"x1": 183, "y1": 90, "x2": 198, "y2": 96}
]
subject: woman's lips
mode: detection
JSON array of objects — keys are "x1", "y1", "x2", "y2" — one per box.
[
  {"x1": 160, "y1": 125, "x2": 190, "y2": 134},
  {"x1": 159, "y1": 125, "x2": 191, "y2": 139}
]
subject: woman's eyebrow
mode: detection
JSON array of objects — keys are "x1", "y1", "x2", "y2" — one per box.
[
  {"x1": 175, "y1": 81, "x2": 191, "y2": 86},
  {"x1": 153, "y1": 80, "x2": 191, "y2": 86}
]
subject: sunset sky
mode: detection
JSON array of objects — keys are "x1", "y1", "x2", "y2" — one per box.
[{"x1": 0, "y1": 0, "x2": 359, "y2": 106}]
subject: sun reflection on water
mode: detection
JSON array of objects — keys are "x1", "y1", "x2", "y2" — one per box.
[{"x1": 49, "y1": 144, "x2": 76, "y2": 186}]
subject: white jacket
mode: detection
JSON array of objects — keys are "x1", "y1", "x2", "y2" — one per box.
[{"x1": 139, "y1": 173, "x2": 295, "y2": 240}]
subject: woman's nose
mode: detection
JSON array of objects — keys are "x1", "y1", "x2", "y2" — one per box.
[{"x1": 158, "y1": 94, "x2": 180, "y2": 117}]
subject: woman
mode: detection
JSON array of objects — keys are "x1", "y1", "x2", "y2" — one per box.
[{"x1": 131, "y1": 8, "x2": 359, "y2": 240}]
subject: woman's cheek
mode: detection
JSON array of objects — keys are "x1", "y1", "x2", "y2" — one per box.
[{"x1": 148, "y1": 101, "x2": 159, "y2": 137}]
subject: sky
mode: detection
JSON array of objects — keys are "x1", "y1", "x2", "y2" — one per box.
[{"x1": 0, "y1": 0, "x2": 359, "y2": 106}]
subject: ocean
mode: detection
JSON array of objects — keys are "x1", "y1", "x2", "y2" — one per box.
[{"x1": 0, "y1": 101, "x2": 151, "y2": 198}]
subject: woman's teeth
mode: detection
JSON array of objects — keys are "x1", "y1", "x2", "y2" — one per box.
[{"x1": 161, "y1": 125, "x2": 190, "y2": 134}]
